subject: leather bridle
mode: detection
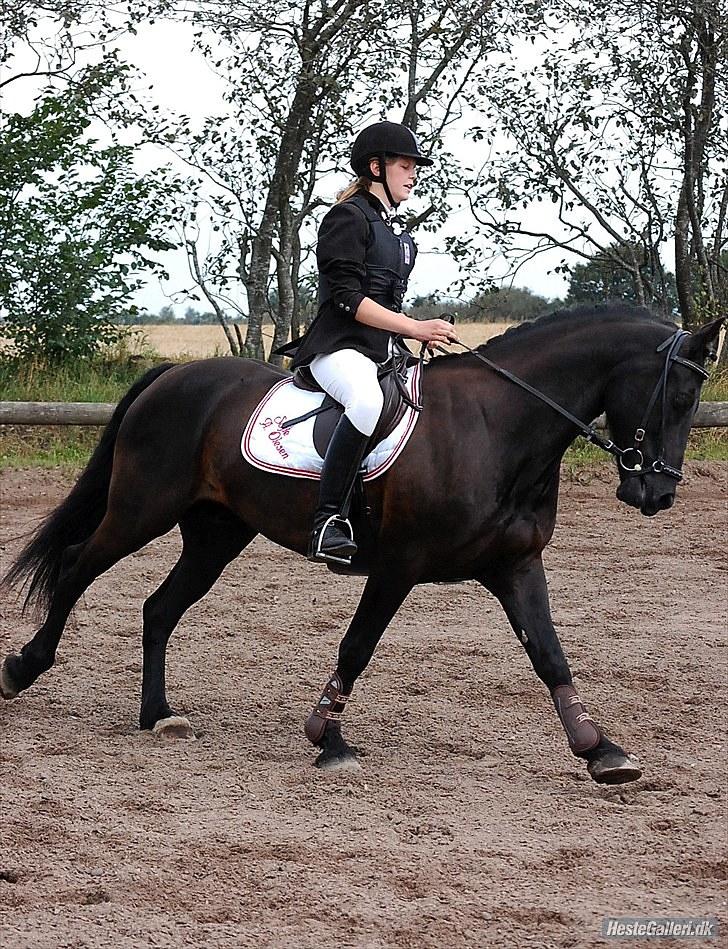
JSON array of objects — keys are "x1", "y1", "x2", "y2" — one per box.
[
  {"x1": 615, "y1": 330, "x2": 708, "y2": 482},
  {"x1": 434, "y1": 327, "x2": 709, "y2": 485}
]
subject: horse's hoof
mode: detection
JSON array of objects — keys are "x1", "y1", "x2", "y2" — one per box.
[
  {"x1": 314, "y1": 749, "x2": 361, "y2": 771},
  {"x1": 151, "y1": 716, "x2": 196, "y2": 741},
  {"x1": 0, "y1": 658, "x2": 19, "y2": 700},
  {"x1": 587, "y1": 752, "x2": 642, "y2": 784}
]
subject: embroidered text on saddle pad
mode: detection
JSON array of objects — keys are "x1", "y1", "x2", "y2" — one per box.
[{"x1": 241, "y1": 363, "x2": 422, "y2": 481}]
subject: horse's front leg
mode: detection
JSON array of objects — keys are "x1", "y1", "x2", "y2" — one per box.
[
  {"x1": 305, "y1": 565, "x2": 415, "y2": 770},
  {"x1": 482, "y1": 557, "x2": 642, "y2": 785}
]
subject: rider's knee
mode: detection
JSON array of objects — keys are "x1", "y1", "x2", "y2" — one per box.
[{"x1": 346, "y1": 389, "x2": 384, "y2": 437}]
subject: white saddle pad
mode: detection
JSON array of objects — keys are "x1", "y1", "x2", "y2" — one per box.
[{"x1": 241, "y1": 363, "x2": 422, "y2": 481}]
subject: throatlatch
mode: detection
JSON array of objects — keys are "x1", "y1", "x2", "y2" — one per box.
[
  {"x1": 552, "y1": 685, "x2": 601, "y2": 754},
  {"x1": 304, "y1": 671, "x2": 351, "y2": 744}
]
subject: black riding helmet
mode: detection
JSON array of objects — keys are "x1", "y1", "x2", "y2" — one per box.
[{"x1": 351, "y1": 121, "x2": 433, "y2": 207}]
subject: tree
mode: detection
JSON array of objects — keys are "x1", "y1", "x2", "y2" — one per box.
[
  {"x1": 467, "y1": 287, "x2": 553, "y2": 322},
  {"x1": 566, "y1": 243, "x2": 679, "y2": 314},
  {"x1": 1, "y1": 2, "x2": 139, "y2": 103},
  {"x1": 157, "y1": 305, "x2": 177, "y2": 323},
  {"x1": 142, "y1": 0, "x2": 538, "y2": 361},
  {"x1": 463, "y1": 0, "x2": 727, "y2": 330},
  {"x1": 0, "y1": 68, "x2": 181, "y2": 362},
  {"x1": 407, "y1": 286, "x2": 555, "y2": 321},
  {"x1": 672, "y1": 1, "x2": 727, "y2": 326}
]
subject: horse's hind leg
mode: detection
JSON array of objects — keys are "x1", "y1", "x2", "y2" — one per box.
[
  {"x1": 140, "y1": 502, "x2": 256, "y2": 738},
  {"x1": 481, "y1": 556, "x2": 642, "y2": 785},
  {"x1": 2, "y1": 507, "x2": 180, "y2": 700}
]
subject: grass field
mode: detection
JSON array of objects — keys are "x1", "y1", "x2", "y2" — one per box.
[
  {"x1": 1, "y1": 322, "x2": 725, "y2": 469},
  {"x1": 137, "y1": 321, "x2": 514, "y2": 359}
]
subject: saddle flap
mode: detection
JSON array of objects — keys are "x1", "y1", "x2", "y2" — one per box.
[
  {"x1": 313, "y1": 396, "x2": 342, "y2": 457},
  {"x1": 292, "y1": 366, "x2": 323, "y2": 392},
  {"x1": 311, "y1": 352, "x2": 417, "y2": 459},
  {"x1": 241, "y1": 363, "x2": 422, "y2": 483}
]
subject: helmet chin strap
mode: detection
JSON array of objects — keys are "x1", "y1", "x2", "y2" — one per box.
[{"x1": 373, "y1": 153, "x2": 398, "y2": 210}]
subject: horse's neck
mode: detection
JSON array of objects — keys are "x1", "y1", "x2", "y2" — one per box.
[
  {"x1": 520, "y1": 330, "x2": 612, "y2": 418},
  {"x1": 482, "y1": 322, "x2": 644, "y2": 474}
]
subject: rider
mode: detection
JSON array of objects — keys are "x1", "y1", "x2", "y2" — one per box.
[{"x1": 289, "y1": 120, "x2": 457, "y2": 564}]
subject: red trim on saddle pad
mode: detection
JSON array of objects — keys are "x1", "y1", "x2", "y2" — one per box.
[{"x1": 240, "y1": 363, "x2": 422, "y2": 481}]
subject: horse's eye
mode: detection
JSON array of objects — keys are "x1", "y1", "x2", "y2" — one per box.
[{"x1": 672, "y1": 391, "x2": 695, "y2": 410}]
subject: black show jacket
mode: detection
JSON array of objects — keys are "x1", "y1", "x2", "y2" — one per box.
[{"x1": 289, "y1": 190, "x2": 417, "y2": 368}]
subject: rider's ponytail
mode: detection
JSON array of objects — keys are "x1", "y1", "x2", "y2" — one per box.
[
  {"x1": 336, "y1": 176, "x2": 371, "y2": 203},
  {"x1": 336, "y1": 158, "x2": 398, "y2": 203}
]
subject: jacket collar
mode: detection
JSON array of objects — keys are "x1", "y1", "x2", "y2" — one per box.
[
  {"x1": 355, "y1": 189, "x2": 409, "y2": 235},
  {"x1": 358, "y1": 188, "x2": 394, "y2": 218}
]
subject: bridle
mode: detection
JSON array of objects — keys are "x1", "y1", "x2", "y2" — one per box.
[
  {"x1": 432, "y1": 327, "x2": 709, "y2": 485},
  {"x1": 616, "y1": 329, "x2": 708, "y2": 482}
]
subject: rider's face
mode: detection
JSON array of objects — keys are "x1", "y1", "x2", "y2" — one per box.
[{"x1": 370, "y1": 156, "x2": 418, "y2": 204}]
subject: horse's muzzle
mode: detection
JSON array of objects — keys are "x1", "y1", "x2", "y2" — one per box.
[{"x1": 616, "y1": 476, "x2": 675, "y2": 517}]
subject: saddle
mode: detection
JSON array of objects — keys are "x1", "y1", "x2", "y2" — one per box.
[{"x1": 288, "y1": 342, "x2": 422, "y2": 458}]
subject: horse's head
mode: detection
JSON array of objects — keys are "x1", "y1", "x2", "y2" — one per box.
[{"x1": 605, "y1": 317, "x2": 724, "y2": 516}]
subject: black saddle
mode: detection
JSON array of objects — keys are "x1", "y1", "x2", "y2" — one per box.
[{"x1": 287, "y1": 343, "x2": 421, "y2": 459}]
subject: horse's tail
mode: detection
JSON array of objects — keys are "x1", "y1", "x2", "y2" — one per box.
[{"x1": 2, "y1": 362, "x2": 177, "y2": 616}]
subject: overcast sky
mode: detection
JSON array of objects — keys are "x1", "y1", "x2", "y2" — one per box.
[
  {"x1": 8, "y1": 17, "x2": 573, "y2": 315},
  {"x1": 128, "y1": 21, "x2": 575, "y2": 313}
]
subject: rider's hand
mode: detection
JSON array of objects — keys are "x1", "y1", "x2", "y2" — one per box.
[{"x1": 409, "y1": 318, "x2": 459, "y2": 347}]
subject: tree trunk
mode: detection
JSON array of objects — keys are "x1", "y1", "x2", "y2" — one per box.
[
  {"x1": 289, "y1": 227, "x2": 303, "y2": 342},
  {"x1": 244, "y1": 80, "x2": 317, "y2": 360},
  {"x1": 675, "y1": 185, "x2": 696, "y2": 329},
  {"x1": 270, "y1": 202, "x2": 295, "y2": 367},
  {"x1": 245, "y1": 182, "x2": 280, "y2": 360},
  {"x1": 674, "y1": 6, "x2": 719, "y2": 332}
]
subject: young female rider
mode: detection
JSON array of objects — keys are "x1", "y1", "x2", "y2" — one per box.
[{"x1": 288, "y1": 120, "x2": 457, "y2": 565}]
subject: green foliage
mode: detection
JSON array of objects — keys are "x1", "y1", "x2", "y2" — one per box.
[
  {"x1": 0, "y1": 341, "x2": 166, "y2": 468},
  {"x1": 465, "y1": 0, "x2": 726, "y2": 320},
  {"x1": 467, "y1": 287, "x2": 555, "y2": 322},
  {"x1": 409, "y1": 287, "x2": 556, "y2": 322},
  {"x1": 566, "y1": 244, "x2": 678, "y2": 314},
  {"x1": 0, "y1": 336, "x2": 161, "y2": 402},
  {"x1": 182, "y1": 306, "x2": 219, "y2": 325},
  {"x1": 115, "y1": 305, "x2": 224, "y2": 325},
  {"x1": 0, "y1": 65, "x2": 182, "y2": 364},
  {"x1": 703, "y1": 367, "x2": 728, "y2": 403},
  {"x1": 116, "y1": 305, "x2": 176, "y2": 325},
  {"x1": 0, "y1": 425, "x2": 105, "y2": 470}
]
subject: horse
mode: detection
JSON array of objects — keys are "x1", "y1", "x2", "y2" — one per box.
[{"x1": 1, "y1": 304, "x2": 722, "y2": 784}]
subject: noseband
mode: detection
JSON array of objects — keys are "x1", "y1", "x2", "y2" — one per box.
[{"x1": 436, "y1": 328, "x2": 709, "y2": 484}]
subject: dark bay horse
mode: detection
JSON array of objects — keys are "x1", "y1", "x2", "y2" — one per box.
[{"x1": 2, "y1": 305, "x2": 723, "y2": 783}]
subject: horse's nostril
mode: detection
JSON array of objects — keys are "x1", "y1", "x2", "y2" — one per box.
[
  {"x1": 616, "y1": 479, "x2": 644, "y2": 509},
  {"x1": 658, "y1": 493, "x2": 675, "y2": 511}
]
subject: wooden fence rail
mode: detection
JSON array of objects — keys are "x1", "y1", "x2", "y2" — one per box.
[
  {"x1": 0, "y1": 402, "x2": 117, "y2": 425},
  {"x1": 1, "y1": 401, "x2": 727, "y2": 428}
]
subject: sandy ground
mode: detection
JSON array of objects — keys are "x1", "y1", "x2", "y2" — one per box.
[
  {"x1": 0, "y1": 463, "x2": 726, "y2": 948},
  {"x1": 136, "y1": 322, "x2": 513, "y2": 359}
]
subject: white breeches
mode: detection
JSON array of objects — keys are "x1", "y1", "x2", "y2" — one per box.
[{"x1": 309, "y1": 349, "x2": 384, "y2": 437}]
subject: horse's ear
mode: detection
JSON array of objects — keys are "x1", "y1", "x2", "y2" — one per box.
[{"x1": 686, "y1": 317, "x2": 726, "y2": 365}]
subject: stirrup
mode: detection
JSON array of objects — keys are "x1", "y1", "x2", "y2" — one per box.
[{"x1": 308, "y1": 514, "x2": 356, "y2": 565}]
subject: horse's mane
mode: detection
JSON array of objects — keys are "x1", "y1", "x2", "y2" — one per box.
[{"x1": 429, "y1": 302, "x2": 677, "y2": 365}]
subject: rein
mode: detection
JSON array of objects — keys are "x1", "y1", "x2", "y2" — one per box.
[{"x1": 431, "y1": 327, "x2": 708, "y2": 484}]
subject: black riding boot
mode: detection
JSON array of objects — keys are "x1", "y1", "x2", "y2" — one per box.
[{"x1": 309, "y1": 415, "x2": 370, "y2": 564}]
